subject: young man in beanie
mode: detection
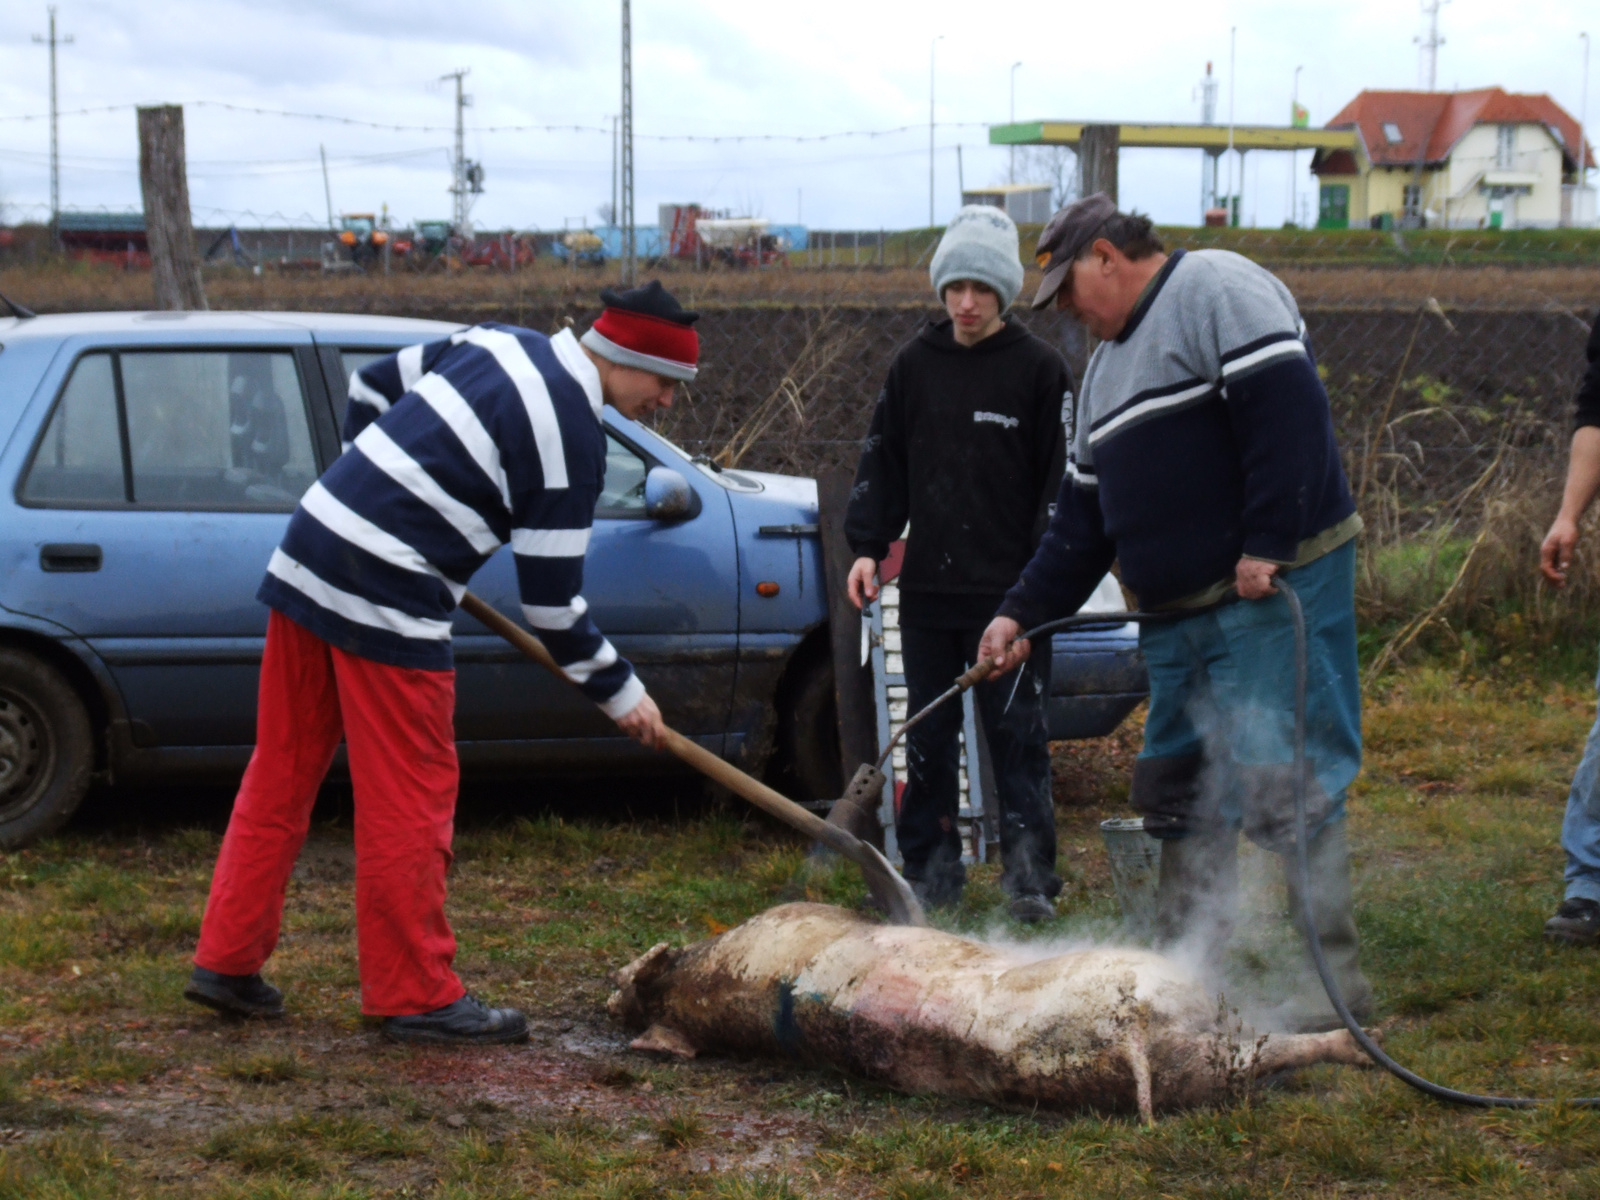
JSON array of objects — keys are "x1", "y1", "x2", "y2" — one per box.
[
  {"x1": 186, "y1": 281, "x2": 694, "y2": 1043},
  {"x1": 978, "y1": 195, "x2": 1371, "y2": 1030},
  {"x1": 844, "y1": 204, "x2": 1073, "y2": 923}
]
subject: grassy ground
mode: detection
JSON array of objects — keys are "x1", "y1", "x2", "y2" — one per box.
[{"x1": 4, "y1": 665, "x2": 1600, "y2": 1198}]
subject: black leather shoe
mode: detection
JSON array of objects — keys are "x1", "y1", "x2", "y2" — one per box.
[
  {"x1": 1545, "y1": 898, "x2": 1600, "y2": 946},
  {"x1": 1008, "y1": 893, "x2": 1057, "y2": 924},
  {"x1": 183, "y1": 967, "x2": 285, "y2": 1018},
  {"x1": 381, "y1": 994, "x2": 529, "y2": 1046}
]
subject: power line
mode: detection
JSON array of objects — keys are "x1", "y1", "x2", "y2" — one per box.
[{"x1": 0, "y1": 98, "x2": 990, "y2": 142}]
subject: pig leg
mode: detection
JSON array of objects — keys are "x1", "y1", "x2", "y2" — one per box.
[
  {"x1": 1123, "y1": 1024, "x2": 1154, "y2": 1126},
  {"x1": 1254, "y1": 1028, "x2": 1376, "y2": 1074},
  {"x1": 631, "y1": 1023, "x2": 698, "y2": 1058}
]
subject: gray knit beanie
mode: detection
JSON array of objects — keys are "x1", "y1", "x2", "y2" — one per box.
[{"x1": 930, "y1": 204, "x2": 1025, "y2": 309}]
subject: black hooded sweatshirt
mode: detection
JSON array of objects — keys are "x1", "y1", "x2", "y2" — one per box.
[{"x1": 844, "y1": 316, "x2": 1072, "y2": 629}]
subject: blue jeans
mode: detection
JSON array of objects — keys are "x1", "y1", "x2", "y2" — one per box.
[
  {"x1": 1133, "y1": 539, "x2": 1362, "y2": 850},
  {"x1": 1560, "y1": 659, "x2": 1600, "y2": 904}
]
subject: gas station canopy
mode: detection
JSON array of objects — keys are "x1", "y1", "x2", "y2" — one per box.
[{"x1": 989, "y1": 121, "x2": 1358, "y2": 153}]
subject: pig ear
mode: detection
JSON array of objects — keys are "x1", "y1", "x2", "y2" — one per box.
[
  {"x1": 607, "y1": 942, "x2": 676, "y2": 1027},
  {"x1": 631, "y1": 1022, "x2": 698, "y2": 1059}
]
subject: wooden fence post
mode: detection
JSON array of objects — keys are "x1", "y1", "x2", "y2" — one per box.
[
  {"x1": 1078, "y1": 124, "x2": 1120, "y2": 205},
  {"x1": 137, "y1": 104, "x2": 207, "y2": 310}
]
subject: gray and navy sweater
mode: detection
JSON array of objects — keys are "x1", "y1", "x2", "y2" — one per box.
[
  {"x1": 998, "y1": 249, "x2": 1357, "y2": 630},
  {"x1": 257, "y1": 324, "x2": 643, "y2": 718}
]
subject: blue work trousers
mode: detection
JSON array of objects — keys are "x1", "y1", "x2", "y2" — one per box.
[
  {"x1": 1559, "y1": 656, "x2": 1600, "y2": 904},
  {"x1": 1133, "y1": 539, "x2": 1362, "y2": 850}
]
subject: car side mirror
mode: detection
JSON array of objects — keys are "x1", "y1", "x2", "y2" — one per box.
[{"x1": 644, "y1": 466, "x2": 694, "y2": 520}]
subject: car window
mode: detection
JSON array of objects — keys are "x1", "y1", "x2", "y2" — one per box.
[
  {"x1": 334, "y1": 350, "x2": 392, "y2": 428},
  {"x1": 20, "y1": 353, "x2": 126, "y2": 503},
  {"x1": 597, "y1": 432, "x2": 649, "y2": 515},
  {"x1": 20, "y1": 349, "x2": 317, "y2": 511}
]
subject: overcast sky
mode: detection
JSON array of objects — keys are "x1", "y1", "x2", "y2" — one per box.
[{"x1": 0, "y1": 0, "x2": 1591, "y2": 233}]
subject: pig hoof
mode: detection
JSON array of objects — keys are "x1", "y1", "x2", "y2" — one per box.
[{"x1": 631, "y1": 1023, "x2": 697, "y2": 1058}]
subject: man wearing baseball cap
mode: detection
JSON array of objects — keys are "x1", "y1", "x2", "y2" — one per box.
[
  {"x1": 844, "y1": 204, "x2": 1073, "y2": 923},
  {"x1": 978, "y1": 195, "x2": 1371, "y2": 1030},
  {"x1": 185, "y1": 281, "x2": 694, "y2": 1043}
]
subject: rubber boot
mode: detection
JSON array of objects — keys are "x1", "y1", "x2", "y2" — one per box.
[
  {"x1": 1153, "y1": 830, "x2": 1239, "y2": 960},
  {"x1": 1281, "y1": 819, "x2": 1374, "y2": 1032}
]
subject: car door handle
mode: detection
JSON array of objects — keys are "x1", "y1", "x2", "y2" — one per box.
[{"x1": 40, "y1": 543, "x2": 102, "y2": 573}]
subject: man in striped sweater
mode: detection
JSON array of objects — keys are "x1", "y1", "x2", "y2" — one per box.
[
  {"x1": 978, "y1": 195, "x2": 1372, "y2": 1032},
  {"x1": 185, "y1": 282, "x2": 695, "y2": 1044}
]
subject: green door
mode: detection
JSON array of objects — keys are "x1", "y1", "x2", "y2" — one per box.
[{"x1": 1318, "y1": 184, "x2": 1350, "y2": 229}]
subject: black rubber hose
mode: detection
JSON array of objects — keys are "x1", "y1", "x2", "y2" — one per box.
[{"x1": 1013, "y1": 589, "x2": 1600, "y2": 1109}]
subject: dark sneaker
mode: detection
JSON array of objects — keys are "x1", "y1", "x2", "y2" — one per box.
[
  {"x1": 1008, "y1": 893, "x2": 1056, "y2": 925},
  {"x1": 1545, "y1": 898, "x2": 1600, "y2": 946},
  {"x1": 381, "y1": 994, "x2": 529, "y2": 1046},
  {"x1": 183, "y1": 967, "x2": 285, "y2": 1019}
]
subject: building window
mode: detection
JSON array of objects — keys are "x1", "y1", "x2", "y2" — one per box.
[
  {"x1": 1402, "y1": 184, "x2": 1422, "y2": 217},
  {"x1": 1383, "y1": 122, "x2": 1403, "y2": 144},
  {"x1": 1496, "y1": 124, "x2": 1515, "y2": 169}
]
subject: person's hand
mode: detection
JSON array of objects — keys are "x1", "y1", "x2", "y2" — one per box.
[
  {"x1": 977, "y1": 616, "x2": 1031, "y2": 678},
  {"x1": 846, "y1": 556, "x2": 880, "y2": 609},
  {"x1": 615, "y1": 692, "x2": 666, "y2": 750},
  {"x1": 1542, "y1": 515, "x2": 1580, "y2": 587},
  {"x1": 1235, "y1": 557, "x2": 1280, "y2": 600}
]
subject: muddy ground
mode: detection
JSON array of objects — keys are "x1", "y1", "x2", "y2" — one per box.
[{"x1": 5, "y1": 682, "x2": 1600, "y2": 1198}]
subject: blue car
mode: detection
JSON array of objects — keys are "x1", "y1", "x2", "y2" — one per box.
[{"x1": 0, "y1": 309, "x2": 1145, "y2": 847}]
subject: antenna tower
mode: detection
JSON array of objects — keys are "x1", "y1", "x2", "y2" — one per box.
[
  {"x1": 621, "y1": 0, "x2": 635, "y2": 284},
  {"x1": 32, "y1": 6, "x2": 74, "y2": 248},
  {"x1": 1416, "y1": 0, "x2": 1447, "y2": 92}
]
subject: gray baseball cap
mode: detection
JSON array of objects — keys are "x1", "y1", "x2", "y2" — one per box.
[{"x1": 1029, "y1": 191, "x2": 1117, "y2": 310}]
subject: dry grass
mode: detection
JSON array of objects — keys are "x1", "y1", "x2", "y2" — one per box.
[
  {"x1": 5, "y1": 254, "x2": 1598, "y2": 315},
  {"x1": 3, "y1": 671, "x2": 1600, "y2": 1197}
]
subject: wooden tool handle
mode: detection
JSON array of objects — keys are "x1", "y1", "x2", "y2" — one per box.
[
  {"x1": 661, "y1": 728, "x2": 861, "y2": 859},
  {"x1": 459, "y1": 592, "x2": 564, "y2": 675},
  {"x1": 458, "y1": 591, "x2": 867, "y2": 864}
]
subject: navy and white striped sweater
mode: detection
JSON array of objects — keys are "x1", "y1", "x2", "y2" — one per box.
[
  {"x1": 998, "y1": 249, "x2": 1356, "y2": 629},
  {"x1": 256, "y1": 324, "x2": 643, "y2": 718}
]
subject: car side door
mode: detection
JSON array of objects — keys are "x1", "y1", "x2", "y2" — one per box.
[
  {"x1": 4, "y1": 331, "x2": 335, "y2": 752},
  {"x1": 451, "y1": 420, "x2": 741, "y2": 749}
]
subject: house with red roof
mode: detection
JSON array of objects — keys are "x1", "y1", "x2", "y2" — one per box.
[{"x1": 1310, "y1": 88, "x2": 1594, "y2": 230}]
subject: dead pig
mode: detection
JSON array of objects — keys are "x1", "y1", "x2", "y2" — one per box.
[{"x1": 608, "y1": 902, "x2": 1372, "y2": 1122}]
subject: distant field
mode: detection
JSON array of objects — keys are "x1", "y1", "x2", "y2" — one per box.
[{"x1": 3, "y1": 255, "x2": 1597, "y2": 314}]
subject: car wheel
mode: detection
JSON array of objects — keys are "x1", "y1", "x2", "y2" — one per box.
[
  {"x1": 0, "y1": 649, "x2": 94, "y2": 849},
  {"x1": 777, "y1": 654, "x2": 843, "y2": 804}
]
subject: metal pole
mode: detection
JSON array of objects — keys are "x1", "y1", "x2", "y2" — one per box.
[
  {"x1": 1009, "y1": 61, "x2": 1022, "y2": 184},
  {"x1": 621, "y1": 0, "x2": 635, "y2": 285},
  {"x1": 1580, "y1": 34, "x2": 1593, "y2": 198},
  {"x1": 929, "y1": 35, "x2": 943, "y2": 229},
  {"x1": 1288, "y1": 65, "x2": 1302, "y2": 227},
  {"x1": 32, "y1": 7, "x2": 73, "y2": 248},
  {"x1": 611, "y1": 114, "x2": 619, "y2": 228},
  {"x1": 438, "y1": 69, "x2": 470, "y2": 238},
  {"x1": 1227, "y1": 26, "x2": 1237, "y2": 224}
]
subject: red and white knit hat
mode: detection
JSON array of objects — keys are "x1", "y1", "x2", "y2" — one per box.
[{"x1": 580, "y1": 280, "x2": 700, "y2": 382}]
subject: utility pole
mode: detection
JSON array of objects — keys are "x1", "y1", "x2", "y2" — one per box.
[
  {"x1": 609, "y1": 114, "x2": 619, "y2": 226},
  {"x1": 621, "y1": 0, "x2": 635, "y2": 284},
  {"x1": 137, "y1": 105, "x2": 206, "y2": 311},
  {"x1": 319, "y1": 145, "x2": 335, "y2": 230},
  {"x1": 1009, "y1": 61, "x2": 1022, "y2": 184},
  {"x1": 1416, "y1": 0, "x2": 1447, "y2": 92},
  {"x1": 1287, "y1": 65, "x2": 1303, "y2": 226},
  {"x1": 32, "y1": 6, "x2": 73, "y2": 248},
  {"x1": 442, "y1": 69, "x2": 468, "y2": 237},
  {"x1": 929, "y1": 35, "x2": 943, "y2": 228}
]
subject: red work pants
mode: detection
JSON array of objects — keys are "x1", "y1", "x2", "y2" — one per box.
[{"x1": 194, "y1": 610, "x2": 466, "y2": 1016}]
